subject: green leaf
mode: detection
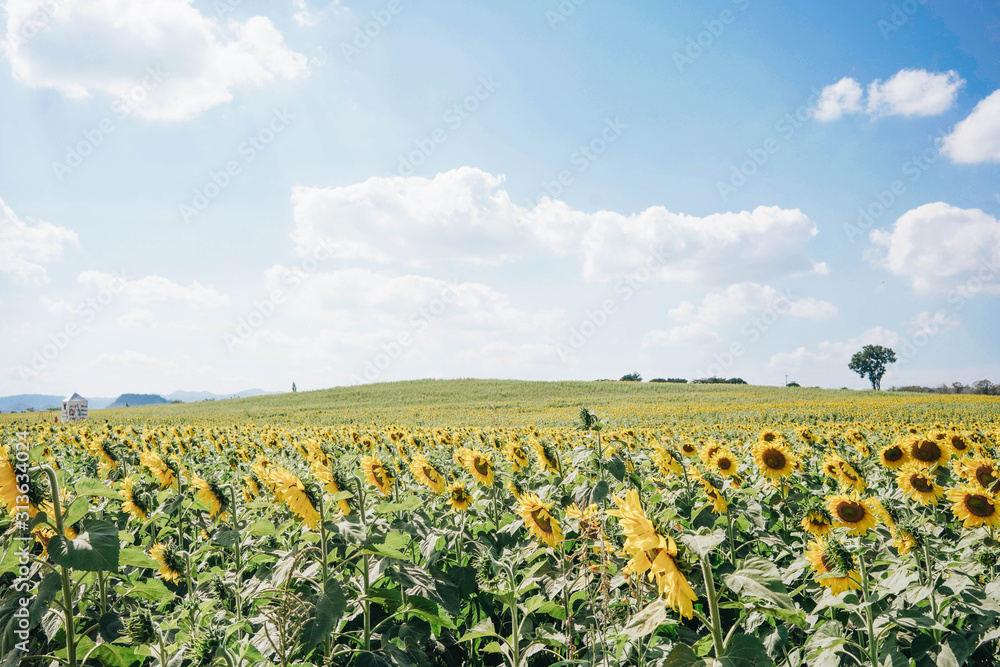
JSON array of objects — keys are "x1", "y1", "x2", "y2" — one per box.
[
  {"x1": 680, "y1": 529, "x2": 726, "y2": 558},
  {"x1": 375, "y1": 496, "x2": 421, "y2": 514},
  {"x1": 75, "y1": 478, "x2": 125, "y2": 500},
  {"x1": 119, "y1": 548, "x2": 159, "y2": 569},
  {"x1": 605, "y1": 454, "x2": 627, "y2": 481},
  {"x1": 212, "y1": 527, "x2": 239, "y2": 548},
  {"x1": 247, "y1": 519, "x2": 275, "y2": 536},
  {"x1": 48, "y1": 519, "x2": 120, "y2": 572},
  {"x1": 459, "y1": 617, "x2": 498, "y2": 642},
  {"x1": 407, "y1": 594, "x2": 456, "y2": 629},
  {"x1": 620, "y1": 599, "x2": 669, "y2": 640},
  {"x1": 723, "y1": 556, "x2": 804, "y2": 627},
  {"x1": 664, "y1": 643, "x2": 706, "y2": 666},
  {"x1": 720, "y1": 634, "x2": 771, "y2": 667},
  {"x1": 63, "y1": 496, "x2": 91, "y2": 528},
  {"x1": 91, "y1": 644, "x2": 142, "y2": 667},
  {"x1": 300, "y1": 578, "x2": 347, "y2": 651},
  {"x1": 99, "y1": 612, "x2": 124, "y2": 643},
  {"x1": 331, "y1": 490, "x2": 354, "y2": 501},
  {"x1": 122, "y1": 578, "x2": 173, "y2": 603}
]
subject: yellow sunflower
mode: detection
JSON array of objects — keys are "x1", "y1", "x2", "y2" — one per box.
[
  {"x1": 447, "y1": 482, "x2": 473, "y2": 512},
  {"x1": 801, "y1": 508, "x2": 833, "y2": 536},
  {"x1": 753, "y1": 441, "x2": 797, "y2": 480},
  {"x1": 272, "y1": 468, "x2": 321, "y2": 530},
  {"x1": 827, "y1": 492, "x2": 879, "y2": 536},
  {"x1": 193, "y1": 475, "x2": 229, "y2": 519},
  {"x1": 961, "y1": 456, "x2": 1000, "y2": 494},
  {"x1": 946, "y1": 485, "x2": 1000, "y2": 528},
  {"x1": 149, "y1": 542, "x2": 185, "y2": 584},
  {"x1": 505, "y1": 442, "x2": 530, "y2": 472},
  {"x1": 907, "y1": 436, "x2": 951, "y2": 468},
  {"x1": 139, "y1": 450, "x2": 176, "y2": 488},
  {"x1": 699, "y1": 478, "x2": 728, "y2": 515},
  {"x1": 0, "y1": 446, "x2": 20, "y2": 515},
  {"x1": 710, "y1": 448, "x2": 738, "y2": 478},
  {"x1": 464, "y1": 450, "x2": 495, "y2": 486},
  {"x1": 896, "y1": 465, "x2": 944, "y2": 505},
  {"x1": 311, "y1": 460, "x2": 351, "y2": 516},
  {"x1": 121, "y1": 477, "x2": 150, "y2": 522},
  {"x1": 805, "y1": 538, "x2": 861, "y2": 595},
  {"x1": 758, "y1": 430, "x2": 784, "y2": 445},
  {"x1": 892, "y1": 530, "x2": 916, "y2": 556},
  {"x1": 878, "y1": 442, "x2": 908, "y2": 470},
  {"x1": 361, "y1": 455, "x2": 394, "y2": 497},
  {"x1": 409, "y1": 452, "x2": 446, "y2": 493},
  {"x1": 519, "y1": 492, "x2": 564, "y2": 548},
  {"x1": 680, "y1": 441, "x2": 699, "y2": 458},
  {"x1": 948, "y1": 433, "x2": 971, "y2": 457}
]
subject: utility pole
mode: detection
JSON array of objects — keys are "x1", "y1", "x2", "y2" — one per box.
[{"x1": 785, "y1": 374, "x2": 788, "y2": 387}]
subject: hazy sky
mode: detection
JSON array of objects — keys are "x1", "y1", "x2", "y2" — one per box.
[{"x1": 2, "y1": 0, "x2": 999, "y2": 396}]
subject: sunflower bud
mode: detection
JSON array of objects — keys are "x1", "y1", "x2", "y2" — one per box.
[{"x1": 125, "y1": 610, "x2": 157, "y2": 645}]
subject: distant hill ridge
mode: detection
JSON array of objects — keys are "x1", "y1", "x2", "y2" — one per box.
[
  {"x1": 107, "y1": 394, "x2": 169, "y2": 409},
  {"x1": 0, "y1": 388, "x2": 271, "y2": 413}
]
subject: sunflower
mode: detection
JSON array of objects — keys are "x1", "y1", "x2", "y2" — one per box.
[
  {"x1": 361, "y1": 455, "x2": 394, "y2": 496},
  {"x1": 121, "y1": 477, "x2": 152, "y2": 522},
  {"x1": 948, "y1": 433, "x2": 971, "y2": 457},
  {"x1": 961, "y1": 456, "x2": 1000, "y2": 494},
  {"x1": 139, "y1": 451, "x2": 176, "y2": 489},
  {"x1": 892, "y1": 530, "x2": 917, "y2": 556},
  {"x1": 699, "y1": 478, "x2": 728, "y2": 515},
  {"x1": 680, "y1": 441, "x2": 699, "y2": 457},
  {"x1": 651, "y1": 444, "x2": 683, "y2": 478},
  {"x1": 753, "y1": 441, "x2": 797, "y2": 480},
  {"x1": 801, "y1": 508, "x2": 834, "y2": 536},
  {"x1": 272, "y1": 468, "x2": 321, "y2": 530},
  {"x1": 530, "y1": 439, "x2": 561, "y2": 474},
  {"x1": 566, "y1": 503, "x2": 604, "y2": 541},
  {"x1": 709, "y1": 448, "x2": 738, "y2": 478},
  {"x1": 505, "y1": 442, "x2": 530, "y2": 472},
  {"x1": 896, "y1": 465, "x2": 944, "y2": 505},
  {"x1": 149, "y1": 541, "x2": 185, "y2": 584},
  {"x1": 465, "y1": 450, "x2": 495, "y2": 486},
  {"x1": 606, "y1": 490, "x2": 697, "y2": 618},
  {"x1": 758, "y1": 430, "x2": 783, "y2": 445},
  {"x1": 0, "y1": 446, "x2": 21, "y2": 515},
  {"x1": 409, "y1": 452, "x2": 446, "y2": 493},
  {"x1": 827, "y1": 492, "x2": 879, "y2": 536},
  {"x1": 878, "y1": 442, "x2": 908, "y2": 470},
  {"x1": 699, "y1": 441, "x2": 722, "y2": 466},
  {"x1": 519, "y1": 492, "x2": 564, "y2": 548},
  {"x1": 805, "y1": 538, "x2": 860, "y2": 595},
  {"x1": 907, "y1": 436, "x2": 951, "y2": 468},
  {"x1": 193, "y1": 475, "x2": 229, "y2": 519},
  {"x1": 447, "y1": 482, "x2": 473, "y2": 512},
  {"x1": 946, "y1": 485, "x2": 1000, "y2": 528},
  {"x1": 311, "y1": 460, "x2": 352, "y2": 515}
]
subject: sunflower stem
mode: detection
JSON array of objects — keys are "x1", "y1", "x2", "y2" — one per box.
[
  {"x1": 921, "y1": 540, "x2": 941, "y2": 642},
  {"x1": 856, "y1": 546, "x2": 879, "y2": 667},
  {"x1": 699, "y1": 554, "x2": 725, "y2": 658},
  {"x1": 726, "y1": 509, "x2": 736, "y2": 566},
  {"x1": 38, "y1": 465, "x2": 77, "y2": 667}
]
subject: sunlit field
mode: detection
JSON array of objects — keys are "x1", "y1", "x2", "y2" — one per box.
[{"x1": 3, "y1": 380, "x2": 1000, "y2": 666}]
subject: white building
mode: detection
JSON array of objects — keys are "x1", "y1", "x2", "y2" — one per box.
[{"x1": 62, "y1": 393, "x2": 88, "y2": 421}]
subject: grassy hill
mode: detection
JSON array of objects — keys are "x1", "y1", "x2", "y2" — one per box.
[{"x1": 20, "y1": 378, "x2": 993, "y2": 429}]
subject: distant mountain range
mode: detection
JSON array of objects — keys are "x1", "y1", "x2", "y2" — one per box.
[{"x1": 0, "y1": 389, "x2": 274, "y2": 413}]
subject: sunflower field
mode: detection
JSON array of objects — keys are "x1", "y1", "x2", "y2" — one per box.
[{"x1": 2, "y1": 382, "x2": 1000, "y2": 667}]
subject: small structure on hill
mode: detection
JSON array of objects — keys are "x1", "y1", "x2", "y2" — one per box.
[{"x1": 62, "y1": 393, "x2": 88, "y2": 421}]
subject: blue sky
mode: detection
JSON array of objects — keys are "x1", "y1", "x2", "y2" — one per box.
[{"x1": 2, "y1": 0, "x2": 999, "y2": 396}]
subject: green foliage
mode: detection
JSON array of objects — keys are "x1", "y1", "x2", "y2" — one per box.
[{"x1": 848, "y1": 344, "x2": 898, "y2": 390}]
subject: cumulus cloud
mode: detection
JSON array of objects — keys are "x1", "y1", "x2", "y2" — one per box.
[
  {"x1": 814, "y1": 69, "x2": 963, "y2": 121},
  {"x1": 641, "y1": 323, "x2": 720, "y2": 348},
  {"x1": 813, "y1": 77, "x2": 863, "y2": 121},
  {"x1": 942, "y1": 90, "x2": 1000, "y2": 164},
  {"x1": 667, "y1": 282, "x2": 838, "y2": 324},
  {"x1": 3, "y1": 0, "x2": 308, "y2": 121},
  {"x1": 867, "y1": 69, "x2": 963, "y2": 117},
  {"x1": 0, "y1": 196, "x2": 78, "y2": 284},
  {"x1": 769, "y1": 326, "x2": 902, "y2": 369},
  {"x1": 869, "y1": 203, "x2": 1000, "y2": 293},
  {"x1": 79, "y1": 271, "x2": 230, "y2": 308},
  {"x1": 291, "y1": 167, "x2": 825, "y2": 285}
]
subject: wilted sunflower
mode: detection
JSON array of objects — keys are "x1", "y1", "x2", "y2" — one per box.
[
  {"x1": 827, "y1": 492, "x2": 879, "y2": 536},
  {"x1": 409, "y1": 452, "x2": 446, "y2": 493},
  {"x1": 896, "y1": 465, "x2": 944, "y2": 505},
  {"x1": 567, "y1": 503, "x2": 604, "y2": 541},
  {"x1": 907, "y1": 436, "x2": 951, "y2": 468},
  {"x1": 464, "y1": 450, "x2": 495, "y2": 486},
  {"x1": 272, "y1": 468, "x2": 321, "y2": 530},
  {"x1": 606, "y1": 490, "x2": 697, "y2": 618},
  {"x1": 946, "y1": 485, "x2": 1000, "y2": 528},
  {"x1": 651, "y1": 444, "x2": 684, "y2": 478},
  {"x1": 892, "y1": 530, "x2": 917, "y2": 556},
  {"x1": 753, "y1": 441, "x2": 797, "y2": 480},
  {"x1": 519, "y1": 492, "x2": 564, "y2": 548},
  {"x1": 801, "y1": 508, "x2": 834, "y2": 536},
  {"x1": 361, "y1": 455, "x2": 394, "y2": 496},
  {"x1": 805, "y1": 538, "x2": 860, "y2": 595},
  {"x1": 834, "y1": 457, "x2": 866, "y2": 493},
  {"x1": 193, "y1": 475, "x2": 229, "y2": 519},
  {"x1": 447, "y1": 482, "x2": 473, "y2": 512},
  {"x1": 149, "y1": 541, "x2": 185, "y2": 584},
  {"x1": 878, "y1": 442, "x2": 908, "y2": 470}
]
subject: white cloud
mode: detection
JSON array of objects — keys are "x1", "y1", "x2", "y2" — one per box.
[
  {"x1": 813, "y1": 77, "x2": 863, "y2": 122},
  {"x1": 291, "y1": 167, "x2": 825, "y2": 285},
  {"x1": 79, "y1": 271, "x2": 230, "y2": 308},
  {"x1": 769, "y1": 326, "x2": 902, "y2": 369},
  {"x1": 867, "y1": 69, "x2": 963, "y2": 117},
  {"x1": 942, "y1": 90, "x2": 1000, "y2": 164},
  {"x1": 641, "y1": 323, "x2": 720, "y2": 348},
  {"x1": 667, "y1": 282, "x2": 838, "y2": 324},
  {"x1": 117, "y1": 308, "x2": 155, "y2": 328},
  {"x1": 3, "y1": 0, "x2": 308, "y2": 121},
  {"x1": 291, "y1": 0, "x2": 343, "y2": 26},
  {"x1": 869, "y1": 203, "x2": 1000, "y2": 293},
  {"x1": 904, "y1": 311, "x2": 960, "y2": 334},
  {"x1": 0, "y1": 196, "x2": 78, "y2": 284},
  {"x1": 814, "y1": 69, "x2": 963, "y2": 122}
]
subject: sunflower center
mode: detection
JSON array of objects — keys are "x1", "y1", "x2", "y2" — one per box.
[
  {"x1": 912, "y1": 440, "x2": 941, "y2": 462},
  {"x1": 965, "y1": 494, "x2": 996, "y2": 518},
  {"x1": 474, "y1": 458, "x2": 490, "y2": 475},
  {"x1": 975, "y1": 467, "x2": 997, "y2": 488},
  {"x1": 910, "y1": 475, "x2": 933, "y2": 493},
  {"x1": 951, "y1": 438, "x2": 967, "y2": 451},
  {"x1": 530, "y1": 508, "x2": 553, "y2": 533},
  {"x1": 762, "y1": 433, "x2": 776, "y2": 442},
  {"x1": 883, "y1": 447, "x2": 903, "y2": 462},
  {"x1": 423, "y1": 466, "x2": 439, "y2": 482},
  {"x1": 762, "y1": 449, "x2": 787, "y2": 470},
  {"x1": 835, "y1": 501, "x2": 866, "y2": 523},
  {"x1": 717, "y1": 458, "x2": 732, "y2": 470}
]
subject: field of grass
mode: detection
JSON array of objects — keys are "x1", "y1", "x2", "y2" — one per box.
[{"x1": 2, "y1": 380, "x2": 1000, "y2": 667}]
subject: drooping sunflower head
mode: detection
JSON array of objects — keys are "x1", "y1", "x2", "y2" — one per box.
[
  {"x1": 946, "y1": 485, "x2": 1000, "y2": 528},
  {"x1": 801, "y1": 507, "x2": 834, "y2": 536},
  {"x1": 834, "y1": 458, "x2": 866, "y2": 493},
  {"x1": 505, "y1": 442, "x2": 530, "y2": 472},
  {"x1": 896, "y1": 465, "x2": 944, "y2": 505},
  {"x1": 519, "y1": 492, "x2": 564, "y2": 548},
  {"x1": 805, "y1": 537, "x2": 860, "y2": 595},
  {"x1": 149, "y1": 541, "x2": 185, "y2": 584},
  {"x1": 361, "y1": 455, "x2": 394, "y2": 496},
  {"x1": 699, "y1": 478, "x2": 728, "y2": 515},
  {"x1": 189, "y1": 626, "x2": 224, "y2": 667},
  {"x1": 193, "y1": 475, "x2": 230, "y2": 519},
  {"x1": 272, "y1": 469, "x2": 321, "y2": 530},
  {"x1": 753, "y1": 441, "x2": 796, "y2": 480},
  {"x1": 827, "y1": 492, "x2": 878, "y2": 536},
  {"x1": 121, "y1": 476, "x2": 154, "y2": 522},
  {"x1": 447, "y1": 482, "x2": 473, "y2": 512},
  {"x1": 908, "y1": 437, "x2": 951, "y2": 468},
  {"x1": 465, "y1": 450, "x2": 495, "y2": 486},
  {"x1": 878, "y1": 442, "x2": 908, "y2": 470},
  {"x1": 125, "y1": 609, "x2": 157, "y2": 646},
  {"x1": 409, "y1": 452, "x2": 446, "y2": 493},
  {"x1": 892, "y1": 530, "x2": 918, "y2": 555}
]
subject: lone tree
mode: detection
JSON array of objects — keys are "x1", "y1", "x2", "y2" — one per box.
[{"x1": 848, "y1": 345, "x2": 897, "y2": 390}]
